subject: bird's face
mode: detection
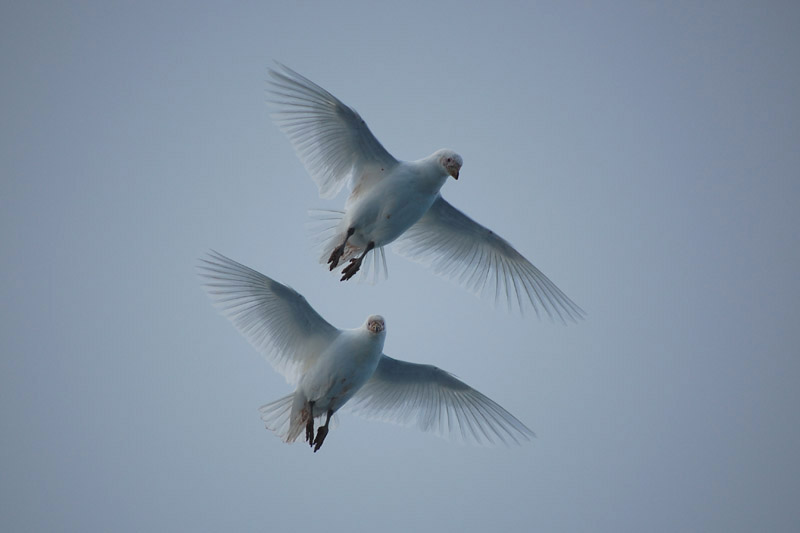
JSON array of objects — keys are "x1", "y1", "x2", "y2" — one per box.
[
  {"x1": 439, "y1": 150, "x2": 463, "y2": 180},
  {"x1": 366, "y1": 315, "x2": 385, "y2": 334}
]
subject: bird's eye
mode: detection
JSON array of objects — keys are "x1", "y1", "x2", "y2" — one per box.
[{"x1": 446, "y1": 158, "x2": 451, "y2": 163}]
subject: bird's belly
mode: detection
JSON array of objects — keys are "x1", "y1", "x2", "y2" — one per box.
[
  {"x1": 313, "y1": 377, "x2": 360, "y2": 414},
  {"x1": 350, "y1": 191, "x2": 433, "y2": 247},
  {"x1": 301, "y1": 347, "x2": 380, "y2": 415}
]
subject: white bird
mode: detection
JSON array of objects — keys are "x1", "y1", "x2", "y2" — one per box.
[
  {"x1": 199, "y1": 251, "x2": 534, "y2": 451},
  {"x1": 268, "y1": 63, "x2": 584, "y2": 322}
]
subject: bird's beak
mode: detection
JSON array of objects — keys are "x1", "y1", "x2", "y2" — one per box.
[{"x1": 451, "y1": 170, "x2": 459, "y2": 180}]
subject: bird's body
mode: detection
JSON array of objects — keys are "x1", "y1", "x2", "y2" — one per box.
[
  {"x1": 199, "y1": 251, "x2": 533, "y2": 451},
  {"x1": 298, "y1": 322, "x2": 385, "y2": 417},
  {"x1": 331, "y1": 151, "x2": 454, "y2": 265},
  {"x1": 283, "y1": 318, "x2": 385, "y2": 448},
  {"x1": 268, "y1": 63, "x2": 584, "y2": 320}
]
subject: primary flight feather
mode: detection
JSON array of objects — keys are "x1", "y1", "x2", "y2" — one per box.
[
  {"x1": 199, "y1": 251, "x2": 534, "y2": 451},
  {"x1": 268, "y1": 64, "x2": 583, "y2": 322}
]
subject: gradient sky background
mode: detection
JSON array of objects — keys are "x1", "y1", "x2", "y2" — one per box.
[{"x1": 2, "y1": 1, "x2": 799, "y2": 531}]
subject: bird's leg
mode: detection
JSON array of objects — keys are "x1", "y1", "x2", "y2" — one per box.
[
  {"x1": 328, "y1": 227, "x2": 355, "y2": 270},
  {"x1": 313, "y1": 409, "x2": 333, "y2": 453},
  {"x1": 340, "y1": 241, "x2": 375, "y2": 281},
  {"x1": 305, "y1": 401, "x2": 315, "y2": 447}
]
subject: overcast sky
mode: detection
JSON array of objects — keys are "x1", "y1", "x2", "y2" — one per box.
[{"x1": 2, "y1": 1, "x2": 799, "y2": 532}]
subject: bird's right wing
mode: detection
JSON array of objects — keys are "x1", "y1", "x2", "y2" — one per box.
[
  {"x1": 347, "y1": 355, "x2": 535, "y2": 445},
  {"x1": 268, "y1": 63, "x2": 399, "y2": 199},
  {"x1": 394, "y1": 195, "x2": 585, "y2": 322},
  {"x1": 199, "y1": 251, "x2": 339, "y2": 385}
]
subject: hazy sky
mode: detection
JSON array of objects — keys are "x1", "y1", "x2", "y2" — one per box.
[{"x1": 2, "y1": 1, "x2": 799, "y2": 532}]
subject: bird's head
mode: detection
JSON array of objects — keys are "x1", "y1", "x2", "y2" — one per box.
[
  {"x1": 365, "y1": 315, "x2": 386, "y2": 334},
  {"x1": 437, "y1": 149, "x2": 463, "y2": 180}
]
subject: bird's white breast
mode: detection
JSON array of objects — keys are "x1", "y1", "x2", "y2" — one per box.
[
  {"x1": 300, "y1": 329, "x2": 385, "y2": 414},
  {"x1": 346, "y1": 160, "x2": 448, "y2": 247}
]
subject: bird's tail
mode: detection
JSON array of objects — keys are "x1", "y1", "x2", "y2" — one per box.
[
  {"x1": 259, "y1": 393, "x2": 340, "y2": 445},
  {"x1": 307, "y1": 208, "x2": 388, "y2": 284},
  {"x1": 307, "y1": 208, "x2": 352, "y2": 262},
  {"x1": 259, "y1": 393, "x2": 306, "y2": 443}
]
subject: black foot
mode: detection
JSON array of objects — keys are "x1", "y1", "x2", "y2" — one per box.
[
  {"x1": 328, "y1": 228, "x2": 355, "y2": 270},
  {"x1": 305, "y1": 402, "x2": 315, "y2": 446},
  {"x1": 327, "y1": 244, "x2": 346, "y2": 270},
  {"x1": 340, "y1": 241, "x2": 374, "y2": 282},
  {"x1": 340, "y1": 256, "x2": 362, "y2": 281},
  {"x1": 313, "y1": 426, "x2": 329, "y2": 453}
]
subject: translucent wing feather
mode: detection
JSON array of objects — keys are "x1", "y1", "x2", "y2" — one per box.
[
  {"x1": 268, "y1": 63, "x2": 398, "y2": 199},
  {"x1": 198, "y1": 251, "x2": 339, "y2": 384},
  {"x1": 394, "y1": 195, "x2": 585, "y2": 322},
  {"x1": 348, "y1": 355, "x2": 535, "y2": 446}
]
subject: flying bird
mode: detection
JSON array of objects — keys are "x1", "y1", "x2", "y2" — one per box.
[
  {"x1": 199, "y1": 251, "x2": 534, "y2": 452},
  {"x1": 268, "y1": 63, "x2": 584, "y2": 321}
]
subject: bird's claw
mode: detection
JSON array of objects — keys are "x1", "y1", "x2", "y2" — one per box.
[
  {"x1": 313, "y1": 426, "x2": 328, "y2": 453},
  {"x1": 305, "y1": 417, "x2": 314, "y2": 446},
  {"x1": 340, "y1": 257, "x2": 362, "y2": 281},
  {"x1": 327, "y1": 246, "x2": 345, "y2": 270}
]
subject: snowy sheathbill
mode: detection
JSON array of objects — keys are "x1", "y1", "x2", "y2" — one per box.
[
  {"x1": 199, "y1": 251, "x2": 534, "y2": 452},
  {"x1": 268, "y1": 63, "x2": 584, "y2": 321}
]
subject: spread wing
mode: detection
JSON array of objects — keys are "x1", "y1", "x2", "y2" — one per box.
[
  {"x1": 394, "y1": 195, "x2": 585, "y2": 322},
  {"x1": 198, "y1": 251, "x2": 339, "y2": 385},
  {"x1": 348, "y1": 355, "x2": 535, "y2": 446},
  {"x1": 268, "y1": 63, "x2": 399, "y2": 199}
]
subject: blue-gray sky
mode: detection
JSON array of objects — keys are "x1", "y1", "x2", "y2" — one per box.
[{"x1": 2, "y1": 1, "x2": 799, "y2": 531}]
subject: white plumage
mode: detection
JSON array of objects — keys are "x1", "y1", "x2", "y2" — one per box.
[
  {"x1": 199, "y1": 251, "x2": 534, "y2": 450},
  {"x1": 268, "y1": 64, "x2": 584, "y2": 321}
]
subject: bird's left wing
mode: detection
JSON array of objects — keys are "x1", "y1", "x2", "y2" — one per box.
[
  {"x1": 347, "y1": 355, "x2": 535, "y2": 445},
  {"x1": 268, "y1": 63, "x2": 399, "y2": 199},
  {"x1": 394, "y1": 195, "x2": 585, "y2": 322},
  {"x1": 199, "y1": 251, "x2": 339, "y2": 385}
]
